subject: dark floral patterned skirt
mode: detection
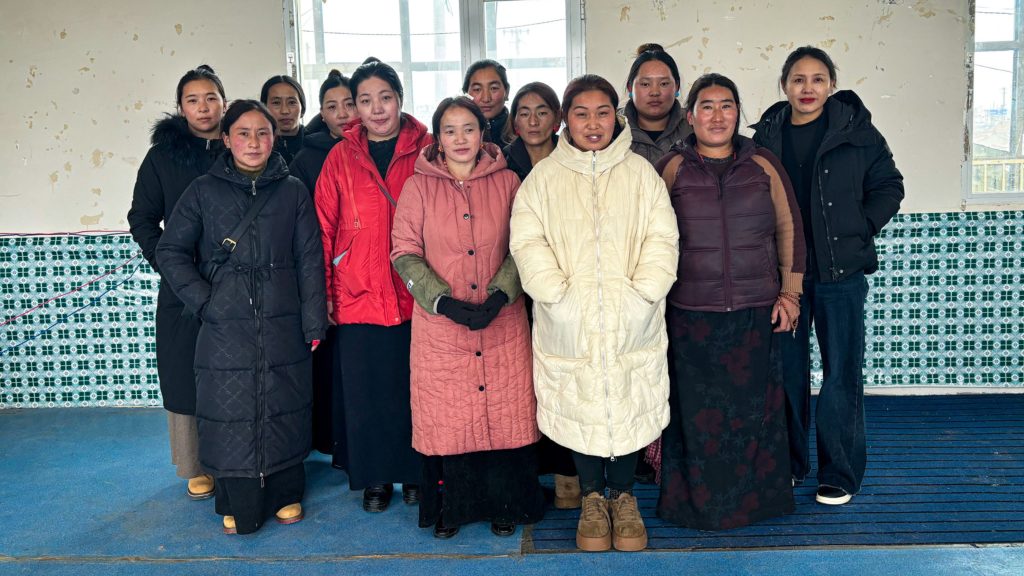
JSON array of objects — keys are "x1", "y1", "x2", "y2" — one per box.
[{"x1": 657, "y1": 305, "x2": 794, "y2": 530}]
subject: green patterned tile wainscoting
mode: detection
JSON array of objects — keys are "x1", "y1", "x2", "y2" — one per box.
[{"x1": 1, "y1": 211, "x2": 1023, "y2": 409}]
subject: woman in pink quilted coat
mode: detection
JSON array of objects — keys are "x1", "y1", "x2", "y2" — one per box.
[{"x1": 391, "y1": 97, "x2": 545, "y2": 540}]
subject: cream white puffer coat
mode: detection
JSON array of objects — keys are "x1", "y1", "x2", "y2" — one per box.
[{"x1": 509, "y1": 123, "x2": 679, "y2": 458}]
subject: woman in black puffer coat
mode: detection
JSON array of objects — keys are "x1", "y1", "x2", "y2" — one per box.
[
  {"x1": 127, "y1": 65, "x2": 225, "y2": 500},
  {"x1": 157, "y1": 100, "x2": 328, "y2": 535}
]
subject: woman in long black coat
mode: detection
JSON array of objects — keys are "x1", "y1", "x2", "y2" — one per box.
[
  {"x1": 127, "y1": 65, "x2": 225, "y2": 500},
  {"x1": 157, "y1": 100, "x2": 328, "y2": 535}
]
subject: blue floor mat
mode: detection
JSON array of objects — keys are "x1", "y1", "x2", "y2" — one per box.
[{"x1": 526, "y1": 394, "x2": 1024, "y2": 552}]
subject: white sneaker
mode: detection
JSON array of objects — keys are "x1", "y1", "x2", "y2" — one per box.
[{"x1": 815, "y1": 484, "x2": 852, "y2": 505}]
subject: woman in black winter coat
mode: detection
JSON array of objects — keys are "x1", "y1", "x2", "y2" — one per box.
[
  {"x1": 127, "y1": 65, "x2": 225, "y2": 501},
  {"x1": 261, "y1": 75, "x2": 307, "y2": 164},
  {"x1": 288, "y1": 70, "x2": 355, "y2": 456},
  {"x1": 501, "y1": 82, "x2": 560, "y2": 183},
  {"x1": 156, "y1": 100, "x2": 328, "y2": 535},
  {"x1": 751, "y1": 47, "x2": 904, "y2": 507}
]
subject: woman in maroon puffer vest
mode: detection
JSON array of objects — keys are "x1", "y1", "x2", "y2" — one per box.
[{"x1": 654, "y1": 73, "x2": 806, "y2": 531}]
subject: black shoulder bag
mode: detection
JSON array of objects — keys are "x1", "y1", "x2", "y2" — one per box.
[{"x1": 199, "y1": 188, "x2": 274, "y2": 282}]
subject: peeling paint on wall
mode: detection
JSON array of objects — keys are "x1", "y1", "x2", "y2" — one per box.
[
  {"x1": 174, "y1": 23, "x2": 183, "y2": 35},
  {"x1": 79, "y1": 212, "x2": 104, "y2": 226},
  {"x1": 619, "y1": 5, "x2": 631, "y2": 21},
  {"x1": 91, "y1": 149, "x2": 114, "y2": 168}
]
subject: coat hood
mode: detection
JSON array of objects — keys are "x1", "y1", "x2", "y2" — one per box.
[
  {"x1": 150, "y1": 114, "x2": 223, "y2": 169},
  {"x1": 550, "y1": 116, "x2": 633, "y2": 175},
  {"x1": 751, "y1": 89, "x2": 875, "y2": 147},
  {"x1": 208, "y1": 149, "x2": 290, "y2": 188},
  {"x1": 342, "y1": 113, "x2": 429, "y2": 152},
  {"x1": 303, "y1": 129, "x2": 340, "y2": 152},
  {"x1": 414, "y1": 142, "x2": 508, "y2": 181}
]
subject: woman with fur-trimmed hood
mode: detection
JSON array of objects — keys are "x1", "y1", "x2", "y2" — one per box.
[{"x1": 127, "y1": 65, "x2": 226, "y2": 502}]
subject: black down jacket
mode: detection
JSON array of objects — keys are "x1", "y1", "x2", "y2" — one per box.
[
  {"x1": 127, "y1": 114, "x2": 223, "y2": 414},
  {"x1": 751, "y1": 90, "x2": 904, "y2": 283},
  {"x1": 156, "y1": 151, "x2": 328, "y2": 479},
  {"x1": 288, "y1": 129, "x2": 341, "y2": 197}
]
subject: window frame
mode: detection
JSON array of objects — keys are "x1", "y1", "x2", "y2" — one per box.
[
  {"x1": 967, "y1": 0, "x2": 1024, "y2": 204},
  {"x1": 284, "y1": 0, "x2": 586, "y2": 122}
]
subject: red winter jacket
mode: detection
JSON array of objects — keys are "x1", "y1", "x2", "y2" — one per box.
[{"x1": 315, "y1": 114, "x2": 432, "y2": 326}]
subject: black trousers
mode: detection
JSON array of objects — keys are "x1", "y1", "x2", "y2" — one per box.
[
  {"x1": 214, "y1": 463, "x2": 305, "y2": 535},
  {"x1": 571, "y1": 450, "x2": 640, "y2": 496}
]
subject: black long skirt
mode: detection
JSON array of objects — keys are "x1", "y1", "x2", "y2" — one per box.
[
  {"x1": 154, "y1": 301, "x2": 200, "y2": 415},
  {"x1": 214, "y1": 463, "x2": 305, "y2": 535},
  {"x1": 311, "y1": 325, "x2": 336, "y2": 455},
  {"x1": 419, "y1": 445, "x2": 546, "y2": 529},
  {"x1": 334, "y1": 322, "x2": 421, "y2": 489},
  {"x1": 657, "y1": 305, "x2": 794, "y2": 530}
]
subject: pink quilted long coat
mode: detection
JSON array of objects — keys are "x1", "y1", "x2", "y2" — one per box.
[{"x1": 391, "y1": 144, "x2": 539, "y2": 456}]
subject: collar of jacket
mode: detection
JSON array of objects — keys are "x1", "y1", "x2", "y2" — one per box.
[
  {"x1": 551, "y1": 116, "x2": 633, "y2": 175},
  {"x1": 150, "y1": 114, "x2": 223, "y2": 169},
  {"x1": 502, "y1": 133, "x2": 559, "y2": 171},
  {"x1": 303, "y1": 129, "x2": 341, "y2": 152},
  {"x1": 488, "y1": 106, "x2": 509, "y2": 143},
  {"x1": 414, "y1": 142, "x2": 508, "y2": 182},
  {"x1": 210, "y1": 150, "x2": 290, "y2": 187},
  {"x1": 342, "y1": 113, "x2": 429, "y2": 173},
  {"x1": 752, "y1": 89, "x2": 875, "y2": 152},
  {"x1": 675, "y1": 132, "x2": 758, "y2": 165},
  {"x1": 621, "y1": 99, "x2": 686, "y2": 146}
]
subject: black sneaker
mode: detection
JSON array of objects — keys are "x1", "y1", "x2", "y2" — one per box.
[
  {"x1": 362, "y1": 484, "x2": 394, "y2": 512},
  {"x1": 401, "y1": 484, "x2": 420, "y2": 505},
  {"x1": 490, "y1": 521, "x2": 516, "y2": 537},
  {"x1": 815, "y1": 484, "x2": 852, "y2": 505},
  {"x1": 433, "y1": 518, "x2": 460, "y2": 539}
]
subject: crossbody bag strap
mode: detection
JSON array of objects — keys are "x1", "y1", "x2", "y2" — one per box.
[{"x1": 210, "y1": 186, "x2": 275, "y2": 267}]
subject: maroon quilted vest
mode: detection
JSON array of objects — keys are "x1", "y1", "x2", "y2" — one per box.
[{"x1": 665, "y1": 136, "x2": 780, "y2": 312}]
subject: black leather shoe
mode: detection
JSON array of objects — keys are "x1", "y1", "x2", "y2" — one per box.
[
  {"x1": 490, "y1": 521, "x2": 516, "y2": 537},
  {"x1": 433, "y1": 518, "x2": 459, "y2": 539},
  {"x1": 362, "y1": 484, "x2": 393, "y2": 513},
  {"x1": 402, "y1": 483, "x2": 420, "y2": 505}
]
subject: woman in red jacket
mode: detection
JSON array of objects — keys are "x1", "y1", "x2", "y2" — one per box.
[
  {"x1": 391, "y1": 96, "x2": 544, "y2": 539},
  {"x1": 315, "y1": 58, "x2": 430, "y2": 513}
]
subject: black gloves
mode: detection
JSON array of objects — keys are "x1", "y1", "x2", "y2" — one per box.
[
  {"x1": 468, "y1": 290, "x2": 508, "y2": 331},
  {"x1": 436, "y1": 296, "x2": 479, "y2": 328},
  {"x1": 436, "y1": 291, "x2": 508, "y2": 331}
]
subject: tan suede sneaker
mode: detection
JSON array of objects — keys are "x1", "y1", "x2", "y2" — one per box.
[
  {"x1": 554, "y1": 474, "x2": 582, "y2": 510},
  {"x1": 275, "y1": 503, "x2": 304, "y2": 525},
  {"x1": 186, "y1": 474, "x2": 215, "y2": 500},
  {"x1": 575, "y1": 492, "x2": 612, "y2": 551},
  {"x1": 609, "y1": 492, "x2": 647, "y2": 551},
  {"x1": 222, "y1": 515, "x2": 237, "y2": 535}
]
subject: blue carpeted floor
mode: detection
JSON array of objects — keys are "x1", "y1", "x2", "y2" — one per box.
[{"x1": 1, "y1": 396, "x2": 1022, "y2": 575}]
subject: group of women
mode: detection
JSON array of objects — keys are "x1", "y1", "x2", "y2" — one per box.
[{"x1": 128, "y1": 42, "x2": 903, "y2": 548}]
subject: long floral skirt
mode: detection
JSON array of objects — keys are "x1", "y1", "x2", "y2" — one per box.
[{"x1": 657, "y1": 305, "x2": 794, "y2": 530}]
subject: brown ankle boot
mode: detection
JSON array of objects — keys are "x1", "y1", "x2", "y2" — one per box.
[
  {"x1": 575, "y1": 492, "x2": 611, "y2": 551},
  {"x1": 554, "y1": 474, "x2": 581, "y2": 509},
  {"x1": 187, "y1": 474, "x2": 215, "y2": 500},
  {"x1": 609, "y1": 492, "x2": 647, "y2": 551}
]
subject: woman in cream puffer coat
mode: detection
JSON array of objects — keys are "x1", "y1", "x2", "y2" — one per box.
[{"x1": 509, "y1": 74, "x2": 678, "y2": 552}]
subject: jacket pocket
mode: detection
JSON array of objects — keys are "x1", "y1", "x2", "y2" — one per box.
[
  {"x1": 333, "y1": 229, "x2": 371, "y2": 300},
  {"x1": 534, "y1": 281, "x2": 588, "y2": 359},
  {"x1": 619, "y1": 282, "x2": 661, "y2": 354}
]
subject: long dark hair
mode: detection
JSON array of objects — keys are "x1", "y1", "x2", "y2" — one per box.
[
  {"x1": 350, "y1": 58, "x2": 404, "y2": 103},
  {"x1": 222, "y1": 99, "x2": 277, "y2": 135},
  {"x1": 561, "y1": 75, "x2": 624, "y2": 146},
  {"x1": 318, "y1": 69, "x2": 352, "y2": 105},
  {"x1": 175, "y1": 65, "x2": 225, "y2": 108},
  {"x1": 260, "y1": 75, "x2": 306, "y2": 115},
  {"x1": 504, "y1": 82, "x2": 561, "y2": 144},
  {"x1": 685, "y1": 73, "x2": 742, "y2": 148},
  {"x1": 626, "y1": 43, "x2": 681, "y2": 92},
  {"x1": 780, "y1": 46, "x2": 838, "y2": 88},
  {"x1": 462, "y1": 59, "x2": 510, "y2": 94},
  {"x1": 425, "y1": 97, "x2": 488, "y2": 162}
]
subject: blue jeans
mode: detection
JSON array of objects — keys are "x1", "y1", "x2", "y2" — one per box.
[{"x1": 780, "y1": 271, "x2": 869, "y2": 494}]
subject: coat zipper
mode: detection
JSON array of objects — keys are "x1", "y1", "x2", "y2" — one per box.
[
  {"x1": 249, "y1": 178, "x2": 266, "y2": 486},
  {"x1": 590, "y1": 152, "x2": 615, "y2": 459}
]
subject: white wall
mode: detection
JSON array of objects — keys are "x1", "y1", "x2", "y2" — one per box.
[
  {"x1": 586, "y1": 0, "x2": 989, "y2": 214},
  {"x1": 0, "y1": 1, "x2": 1005, "y2": 233},
  {"x1": 0, "y1": 0, "x2": 287, "y2": 233}
]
